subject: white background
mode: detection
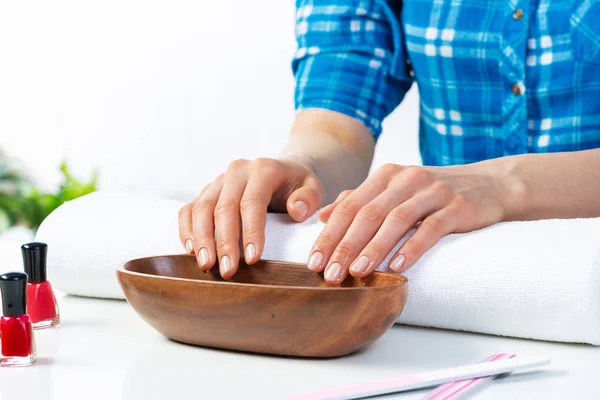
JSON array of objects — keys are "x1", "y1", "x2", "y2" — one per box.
[{"x1": 0, "y1": 0, "x2": 420, "y2": 202}]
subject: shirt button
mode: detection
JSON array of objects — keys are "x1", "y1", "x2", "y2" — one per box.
[
  {"x1": 512, "y1": 83, "x2": 523, "y2": 96},
  {"x1": 406, "y1": 63, "x2": 415, "y2": 78},
  {"x1": 513, "y1": 9, "x2": 524, "y2": 20}
]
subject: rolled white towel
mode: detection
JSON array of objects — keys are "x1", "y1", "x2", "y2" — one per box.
[{"x1": 36, "y1": 190, "x2": 600, "y2": 344}]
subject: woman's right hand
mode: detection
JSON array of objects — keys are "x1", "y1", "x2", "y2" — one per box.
[{"x1": 178, "y1": 157, "x2": 325, "y2": 279}]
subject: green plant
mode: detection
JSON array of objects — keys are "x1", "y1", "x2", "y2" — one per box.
[{"x1": 0, "y1": 159, "x2": 97, "y2": 233}]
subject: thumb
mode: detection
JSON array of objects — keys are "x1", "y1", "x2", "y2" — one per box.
[
  {"x1": 286, "y1": 176, "x2": 324, "y2": 222},
  {"x1": 318, "y1": 189, "x2": 353, "y2": 223}
]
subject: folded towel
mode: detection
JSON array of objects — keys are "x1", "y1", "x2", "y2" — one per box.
[{"x1": 36, "y1": 191, "x2": 600, "y2": 344}]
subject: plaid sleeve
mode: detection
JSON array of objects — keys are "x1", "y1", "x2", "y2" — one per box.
[{"x1": 292, "y1": 0, "x2": 414, "y2": 139}]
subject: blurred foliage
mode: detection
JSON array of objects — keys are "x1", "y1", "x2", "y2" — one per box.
[{"x1": 0, "y1": 157, "x2": 97, "y2": 233}]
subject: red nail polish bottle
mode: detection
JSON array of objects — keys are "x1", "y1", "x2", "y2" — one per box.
[
  {"x1": 0, "y1": 272, "x2": 37, "y2": 367},
  {"x1": 21, "y1": 243, "x2": 60, "y2": 329}
]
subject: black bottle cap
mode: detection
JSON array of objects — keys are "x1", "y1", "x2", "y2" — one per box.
[
  {"x1": 0, "y1": 272, "x2": 27, "y2": 316},
  {"x1": 21, "y1": 242, "x2": 48, "y2": 283}
]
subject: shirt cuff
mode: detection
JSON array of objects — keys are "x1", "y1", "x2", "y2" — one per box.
[{"x1": 293, "y1": 51, "x2": 412, "y2": 139}]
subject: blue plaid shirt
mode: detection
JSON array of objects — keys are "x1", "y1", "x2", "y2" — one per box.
[{"x1": 292, "y1": 0, "x2": 600, "y2": 165}]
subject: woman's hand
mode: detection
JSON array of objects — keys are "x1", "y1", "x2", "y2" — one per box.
[
  {"x1": 309, "y1": 161, "x2": 519, "y2": 285},
  {"x1": 178, "y1": 157, "x2": 325, "y2": 279}
]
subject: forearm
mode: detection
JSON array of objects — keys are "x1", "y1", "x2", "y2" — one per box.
[
  {"x1": 496, "y1": 149, "x2": 600, "y2": 220},
  {"x1": 285, "y1": 0, "x2": 413, "y2": 204},
  {"x1": 279, "y1": 109, "x2": 375, "y2": 204}
]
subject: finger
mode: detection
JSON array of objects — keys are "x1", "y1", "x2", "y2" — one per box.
[
  {"x1": 389, "y1": 206, "x2": 457, "y2": 272},
  {"x1": 307, "y1": 177, "x2": 387, "y2": 274},
  {"x1": 349, "y1": 190, "x2": 449, "y2": 278},
  {"x1": 191, "y1": 179, "x2": 223, "y2": 271},
  {"x1": 240, "y1": 168, "x2": 285, "y2": 265},
  {"x1": 181, "y1": 185, "x2": 215, "y2": 251},
  {"x1": 214, "y1": 161, "x2": 249, "y2": 279},
  {"x1": 197, "y1": 182, "x2": 212, "y2": 198},
  {"x1": 178, "y1": 186, "x2": 212, "y2": 253},
  {"x1": 317, "y1": 203, "x2": 334, "y2": 223},
  {"x1": 318, "y1": 190, "x2": 353, "y2": 223},
  {"x1": 287, "y1": 175, "x2": 325, "y2": 221},
  {"x1": 323, "y1": 187, "x2": 413, "y2": 285},
  {"x1": 179, "y1": 203, "x2": 194, "y2": 254}
]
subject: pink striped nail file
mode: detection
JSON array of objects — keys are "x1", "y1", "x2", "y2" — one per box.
[
  {"x1": 422, "y1": 353, "x2": 516, "y2": 400},
  {"x1": 285, "y1": 356, "x2": 550, "y2": 400}
]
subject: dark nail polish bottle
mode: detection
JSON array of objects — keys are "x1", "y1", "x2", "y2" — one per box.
[
  {"x1": 0, "y1": 272, "x2": 37, "y2": 366},
  {"x1": 22, "y1": 243, "x2": 60, "y2": 329}
]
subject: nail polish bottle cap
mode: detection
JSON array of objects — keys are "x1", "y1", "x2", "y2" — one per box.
[
  {"x1": 0, "y1": 272, "x2": 27, "y2": 316},
  {"x1": 21, "y1": 242, "x2": 48, "y2": 283}
]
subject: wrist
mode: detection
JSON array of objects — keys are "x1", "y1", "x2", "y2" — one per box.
[
  {"x1": 489, "y1": 155, "x2": 530, "y2": 221},
  {"x1": 278, "y1": 151, "x2": 318, "y2": 176}
]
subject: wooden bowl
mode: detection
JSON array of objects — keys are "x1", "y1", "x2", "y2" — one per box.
[{"x1": 117, "y1": 255, "x2": 408, "y2": 357}]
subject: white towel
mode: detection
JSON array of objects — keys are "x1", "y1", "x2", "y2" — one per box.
[{"x1": 35, "y1": 190, "x2": 600, "y2": 345}]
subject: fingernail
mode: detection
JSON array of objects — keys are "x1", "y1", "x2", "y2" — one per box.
[
  {"x1": 350, "y1": 256, "x2": 370, "y2": 274},
  {"x1": 390, "y1": 255, "x2": 405, "y2": 271},
  {"x1": 294, "y1": 201, "x2": 308, "y2": 217},
  {"x1": 198, "y1": 248, "x2": 210, "y2": 266},
  {"x1": 185, "y1": 239, "x2": 194, "y2": 254},
  {"x1": 325, "y1": 263, "x2": 342, "y2": 281},
  {"x1": 308, "y1": 251, "x2": 324, "y2": 271},
  {"x1": 220, "y1": 256, "x2": 232, "y2": 275},
  {"x1": 245, "y1": 243, "x2": 257, "y2": 261}
]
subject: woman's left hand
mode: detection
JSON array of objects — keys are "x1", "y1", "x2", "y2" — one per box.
[{"x1": 308, "y1": 161, "x2": 520, "y2": 284}]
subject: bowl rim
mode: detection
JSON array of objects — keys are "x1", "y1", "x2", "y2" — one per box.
[{"x1": 117, "y1": 254, "x2": 408, "y2": 292}]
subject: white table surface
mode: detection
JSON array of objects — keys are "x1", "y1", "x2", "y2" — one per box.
[{"x1": 1, "y1": 236, "x2": 599, "y2": 399}]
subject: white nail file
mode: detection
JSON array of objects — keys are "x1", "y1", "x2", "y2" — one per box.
[{"x1": 286, "y1": 356, "x2": 551, "y2": 400}]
